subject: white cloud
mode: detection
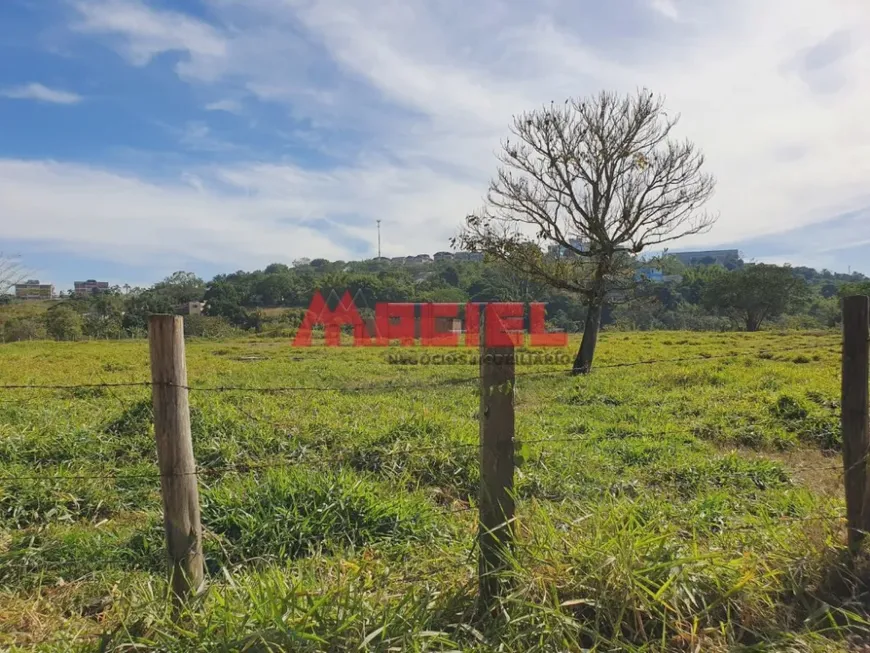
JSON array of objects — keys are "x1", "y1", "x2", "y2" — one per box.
[
  {"x1": 178, "y1": 121, "x2": 238, "y2": 152},
  {"x1": 649, "y1": 0, "x2": 680, "y2": 20},
  {"x1": 231, "y1": 1, "x2": 870, "y2": 244},
  {"x1": 1, "y1": 82, "x2": 82, "y2": 104},
  {"x1": 205, "y1": 99, "x2": 243, "y2": 114},
  {"x1": 71, "y1": 0, "x2": 226, "y2": 67},
  {"x1": 10, "y1": 0, "x2": 870, "y2": 272},
  {"x1": 0, "y1": 158, "x2": 479, "y2": 266},
  {"x1": 0, "y1": 159, "x2": 348, "y2": 267}
]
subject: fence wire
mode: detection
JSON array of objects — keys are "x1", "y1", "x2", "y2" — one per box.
[
  {"x1": 0, "y1": 341, "x2": 848, "y2": 487},
  {"x1": 0, "y1": 341, "x2": 836, "y2": 395},
  {"x1": 0, "y1": 338, "x2": 853, "y2": 608}
]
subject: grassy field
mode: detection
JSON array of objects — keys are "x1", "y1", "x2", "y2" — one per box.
[{"x1": 0, "y1": 329, "x2": 864, "y2": 651}]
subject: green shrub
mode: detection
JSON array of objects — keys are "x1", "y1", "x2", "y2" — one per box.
[
  {"x1": 771, "y1": 395, "x2": 809, "y2": 421},
  {"x1": 45, "y1": 305, "x2": 83, "y2": 341},
  {"x1": 184, "y1": 314, "x2": 241, "y2": 338},
  {"x1": 1, "y1": 316, "x2": 46, "y2": 342}
]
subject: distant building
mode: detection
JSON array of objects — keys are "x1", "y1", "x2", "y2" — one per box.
[
  {"x1": 387, "y1": 251, "x2": 480, "y2": 264},
  {"x1": 14, "y1": 280, "x2": 54, "y2": 300},
  {"x1": 569, "y1": 238, "x2": 590, "y2": 253},
  {"x1": 177, "y1": 301, "x2": 205, "y2": 316},
  {"x1": 73, "y1": 279, "x2": 110, "y2": 296},
  {"x1": 636, "y1": 268, "x2": 665, "y2": 283},
  {"x1": 373, "y1": 257, "x2": 390, "y2": 263},
  {"x1": 454, "y1": 252, "x2": 484, "y2": 262},
  {"x1": 547, "y1": 238, "x2": 590, "y2": 259},
  {"x1": 672, "y1": 250, "x2": 740, "y2": 267}
]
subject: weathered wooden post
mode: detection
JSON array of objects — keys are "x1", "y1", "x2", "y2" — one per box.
[
  {"x1": 478, "y1": 306, "x2": 516, "y2": 609},
  {"x1": 842, "y1": 296, "x2": 870, "y2": 554},
  {"x1": 148, "y1": 315, "x2": 204, "y2": 605}
]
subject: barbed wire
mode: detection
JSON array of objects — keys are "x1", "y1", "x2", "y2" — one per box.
[
  {"x1": 0, "y1": 336, "x2": 853, "y2": 648},
  {"x1": 0, "y1": 367, "x2": 847, "y2": 484},
  {"x1": 0, "y1": 344, "x2": 848, "y2": 501},
  {"x1": 0, "y1": 343, "x2": 835, "y2": 396},
  {"x1": 0, "y1": 381, "x2": 152, "y2": 392},
  {"x1": 165, "y1": 343, "x2": 846, "y2": 391}
]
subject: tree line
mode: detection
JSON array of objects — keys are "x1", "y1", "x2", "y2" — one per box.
[{"x1": 0, "y1": 256, "x2": 865, "y2": 344}]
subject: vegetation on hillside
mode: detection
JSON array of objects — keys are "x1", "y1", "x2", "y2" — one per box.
[{"x1": 0, "y1": 255, "x2": 864, "y2": 343}]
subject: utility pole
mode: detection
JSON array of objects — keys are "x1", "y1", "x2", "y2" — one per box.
[{"x1": 376, "y1": 220, "x2": 382, "y2": 258}]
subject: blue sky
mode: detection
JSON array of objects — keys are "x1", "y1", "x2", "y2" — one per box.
[{"x1": 1, "y1": 0, "x2": 869, "y2": 290}]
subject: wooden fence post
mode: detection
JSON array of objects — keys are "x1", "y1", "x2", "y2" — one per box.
[
  {"x1": 149, "y1": 315, "x2": 204, "y2": 604},
  {"x1": 842, "y1": 296, "x2": 870, "y2": 554},
  {"x1": 478, "y1": 308, "x2": 516, "y2": 609}
]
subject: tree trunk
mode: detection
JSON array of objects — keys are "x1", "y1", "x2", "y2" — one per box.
[
  {"x1": 573, "y1": 299, "x2": 603, "y2": 374},
  {"x1": 572, "y1": 257, "x2": 610, "y2": 375},
  {"x1": 746, "y1": 312, "x2": 760, "y2": 332}
]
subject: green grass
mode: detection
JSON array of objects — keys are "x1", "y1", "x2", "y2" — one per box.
[{"x1": 1, "y1": 329, "x2": 867, "y2": 651}]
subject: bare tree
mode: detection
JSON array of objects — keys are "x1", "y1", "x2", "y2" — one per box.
[
  {"x1": 454, "y1": 90, "x2": 717, "y2": 373},
  {"x1": 0, "y1": 253, "x2": 28, "y2": 296}
]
